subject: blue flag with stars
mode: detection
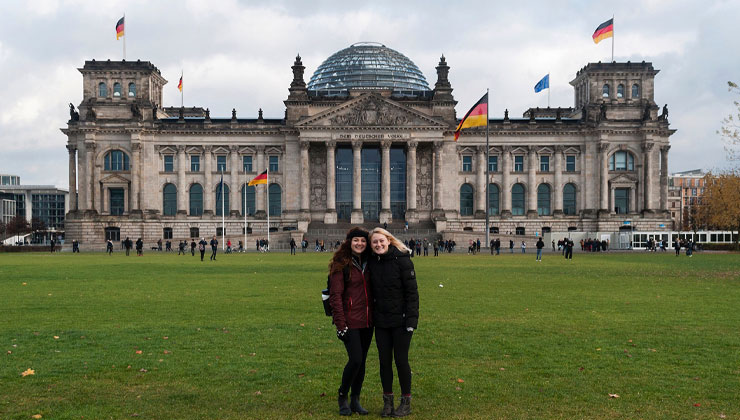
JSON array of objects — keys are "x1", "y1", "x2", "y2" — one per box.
[{"x1": 534, "y1": 74, "x2": 549, "y2": 93}]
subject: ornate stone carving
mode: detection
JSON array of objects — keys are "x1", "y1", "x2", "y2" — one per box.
[
  {"x1": 229, "y1": 145, "x2": 239, "y2": 153},
  {"x1": 69, "y1": 103, "x2": 79, "y2": 121},
  {"x1": 598, "y1": 143, "x2": 609, "y2": 153},
  {"x1": 309, "y1": 142, "x2": 327, "y2": 209},
  {"x1": 325, "y1": 140, "x2": 336, "y2": 149},
  {"x1": 177, "y1": 145, "x2": 186, "y2": 153},
  {"x1": 300, "y1": 141, "x2": 311, "y2": 151},
  {"x1": 416, "y1": 143, "x2": 433, "y2": 211},
  {"x1": 255, "y1": 145, "x2": 265, "y2": 153},
  {"x1": 351, "y1": 140, "x2": 363, "y2": 150},
  {"x1": 329, "y1": 97, "x2": 411, "y2": 126},
  {"x1": 204, "y1": 145, "x2": 213, "y2": 153},
  {"x1": 660, "y1": 145, "x2": 671, "y2": 154},
  {"x1": 381, "y1": 140, "x2": 392, "y2": 149},
  {"x1": 407, "y1": 141, "x2": 418, "y2": 149},
  {"x1": 642, "y1": 142, "x2": 654, "y2": 152},
  {"x1": 477, "y1": 145, "x2": 486, "y2": 154}
]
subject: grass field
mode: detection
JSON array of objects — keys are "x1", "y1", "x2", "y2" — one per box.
[{"x1": 1, "y1": 250, "x2": 739, "y2": 419}]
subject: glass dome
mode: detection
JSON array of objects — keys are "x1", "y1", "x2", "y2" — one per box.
[{"x1": 307, "y1": 42, "x2": 430, "y2": 96}]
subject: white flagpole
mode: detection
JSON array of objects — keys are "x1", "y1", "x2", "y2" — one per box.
[
  {"x1": 244, "y1": 174, "x2": 247, "y2": 253},
  {"x1": 485, "y1": 89, "x2": 490, "y2": 249},
  {"x1": 547, "y1": 72, "x2": 550, "y2": 108},
  {"x1": 181, "y1": 71, "x2": 184, "y2": 107},
  {"x1": 611, "y1": 15, "x2": 615, "y2": 62},
  {"x1": 221, "y1": 170, "x2": 225, "y2": 251},
  {"x1": 266, "y1": 167, "x2": 270, "y2": 251},
  {"x1": 123, "y1": 13, "x2": 126, "y2": 60}
]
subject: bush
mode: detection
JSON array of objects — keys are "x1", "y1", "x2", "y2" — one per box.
[
  {"x1": 700, "y1": 242, "x2": 739, "y2": 251},
  {"x1": 0, "y1": 245, "x2": 60, "y2": 253}
]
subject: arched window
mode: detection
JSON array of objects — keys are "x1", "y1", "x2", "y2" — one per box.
[
  {"x1": 104, "y1": 150, "x2": 130, "y2": 171},
  {"x1": 113, "y1": 82, "x2": 122, "y2": 97},
  {"x1": 128, "y1": 82, "x2": 136, "y2": 97},
  {"x1": 617, "y1": 84, "x2": 624, "y2": 98},
  {"x1": 488, "y1": 183, "x2": 499, "y2": 216},
  {"x1": 269, "y1": 184, "x2": 282, "y2": 216},
  {"x1": 511, "y1": 183, "x2": 525, "y2": 216},
  {"x1": 459, "y1": 183, "x2": 473, "y2": 216},
  {"x1": 163, "y1": 184, "x2": 177, "y2": 216},
  {"x1": 602, "y1": 84, "x2": 610, "y2": 98},
  {"x1": 632, "y1": 84, "x2": 640, "y2": 98},
  {"x1": 563, "y1": 183, "x2": 577, "y2": 215},
  {"x1": 537, "y1": 184, "x2": 551, "y2": 216},
  {"x1": 189, "y1": 184, "x2": 203, "y2": 216},
  {"x1": 241, "y1": 184, "x2": 256, "y2": 216},
  {"x1": 98, "y1": 82, "x2": 107, "y2": 97},
  {"x1": 609, "y1": 151, "x2": 635, "y2": 171},
  {"x1": 216, "y1": 183, "x2": 230, "y2": 216}
]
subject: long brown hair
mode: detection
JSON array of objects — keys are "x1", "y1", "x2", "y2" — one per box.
[{"x1": 328, "y1": 227, "x2": 370, "y2": 275}]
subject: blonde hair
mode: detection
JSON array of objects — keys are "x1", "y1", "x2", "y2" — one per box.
[{"x1": 369, "y1": 227, "x2": 411, "y2": 254}]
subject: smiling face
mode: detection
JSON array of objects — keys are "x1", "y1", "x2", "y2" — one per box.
[
  {"x1": 371, "y1": 233, "x2": 390, "y2": 255},
  {"x1": 350, "y1": 236, "x2": 367, "y2": 256}
]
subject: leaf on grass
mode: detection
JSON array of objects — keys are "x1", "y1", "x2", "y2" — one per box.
[
  {"x1": 254, "y1": 391, "x2": 262, "y2": 395},
  {"x1": 596, "y1": 348, "x2": 601, "y2": 351},
  {"x1": 163, "y1": 336, "x2": 168, "y2": 340},
  {"x1": 53, "y1": 336, "x2": 59, "y2": 339},
  {"x1": 139, "y1": 368, "x2": 147, "y2": 373},
  {"x1": 455, "y1": 386, "x2": 461, "y2": 390},
  {"x1": 163, "y1": 350, "x2": 170, "y2": 354},
  {"x1": 21, "y1": 368, "x2": 35, "y2": 377},
  {"x1": 320, "y1": 392, "x2": 326, "y2": 397},
  {"x1": 300, "y1": 323, "x2": 305, "y2": 327},
  {"x1": 7, "y1": 350, "x2": 11, "y2": 354},
  {"x1": 693, "y1": 403, "x2": 701, "y2": 407},
  {"x1": 31, "y1": 415, "x2": 42, "y2": 419},
  {"x1": 135, "y1": 350, "x2": 142, "y2": 354},
  {"x1": 499, "y1": 368, "x2": 505, "y2": 371},
  {"x1": 457, "y1": 378, "x2": 464, "y2": 383},
  {"x1": 608, "y1": 393, "x2": 619, "y2": 398},
  {"x1": 250, "y1": 353, "x2": 256, "y2": 356},
  {"x1": 22, "y1": 282, "x2": 27, "y2": 286},
  {"x1": 298, "y1": 373, "x2": 305, "y2": 378}
]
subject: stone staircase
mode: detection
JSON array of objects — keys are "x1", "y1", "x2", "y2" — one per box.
[{"x1": 306, "y1": 220, "x2": 440, "y2": 246}]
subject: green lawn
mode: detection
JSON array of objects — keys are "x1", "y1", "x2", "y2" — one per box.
[{"x1": 1, "y1": 250, "x2": 739, "y2": 419}]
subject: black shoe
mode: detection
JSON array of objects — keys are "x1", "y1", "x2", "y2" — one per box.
[
  {"x1": 394, "y1": 395, "x2": 411, "y2": 417},
  {"x1": 350, "y1": 394, "x2": 368, "y2": 415},
  {"x1": 381, "y1": 394, "x2": 395, "y2": 417},
  {"x1": 338, "y1": 390, "x2": 351, "y2": 416}
]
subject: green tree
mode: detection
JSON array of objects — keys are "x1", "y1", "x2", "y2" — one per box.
[
  {"x1": 6, "y1": 216, "x2": 30, "y2": 238},
  {"x1": 719, "y1": 81, "x2": 740, "y2": 163}
]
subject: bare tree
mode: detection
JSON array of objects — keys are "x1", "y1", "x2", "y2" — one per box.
[{"x1": 719, "y1": 81, "x2": 740, "y2": 164}]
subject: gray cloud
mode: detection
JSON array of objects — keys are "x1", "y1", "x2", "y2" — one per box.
[{"x1": 1, "y1": 0, "x2": 737, "y2": 187}]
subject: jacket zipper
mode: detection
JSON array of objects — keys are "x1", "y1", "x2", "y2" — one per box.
[{"x1": 363, "y1": 272, "x2": 369, "y2": 328}]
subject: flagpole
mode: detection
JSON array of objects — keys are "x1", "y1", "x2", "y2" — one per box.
[
  {"x1": 266, "y1": 167, "x2": 270, "y2": 251},
  {"x1": 611, "y1": 15, "x2": 615, "y2": 62},
  {"x1": 485, "y1": 88, "x2": 490, "y2": 249},
  {"x1": 221, "y1": 170, "x2": 225, "y2": 251},
  {"x1": 547, "y1": 72, "x2": 550, "y2": 108},
  {"x1": 123, "y1": 13, "x2": 126, "y2": 60},
  {"x1": 244, "y1": 173, "x2": 247, "y2": 253},
  {"x1": 181, "y1": 71, "x2": 184, "y2": 107}
]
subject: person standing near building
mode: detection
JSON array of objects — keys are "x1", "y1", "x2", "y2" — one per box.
[
  {"x1": 124, "y1": 237, "x2": 132, "y2": 256},
  {"x1": 210, "y1": 236, "x2": 218, "y2": 261},
  {"x1": 521, "y1": 241, "x2": 526, "y2": 254},
  {"x1": 135, "y1": 238, "x2": 143, "y2": 256},
  {"x1": 674, "y1": 238, "x2": 681, "y2": 256},
  {"x1": 198, "y1": 238, "x2": 207, "y2": 261},
  {"x1": 190, "y1": 239, "x2": 196, "y2": 256},
  {"x1": 564, "y1": 238, "x2": 573, "y2": 260},
  {"x1": 157, "y1": 238, "x2": 163, "y2": 252},
  {"x1": 290, "y1": 238, "x2": 297, "y2": 255},
  {"x1": 329, "y1": 228, "x2": 373, "y2": 416},
  {"x1": 536, "y1": 237, "x2": 544, "y2": 262},
  {"x1": 509, "y1": 239, "x2": 514, "y2": 253},
  {"x1": 422, "y1": 238, "x2": 429, "y2": 257},
  {"x1": 368, "y1": 227, "x2": 419, "y2": 417}
]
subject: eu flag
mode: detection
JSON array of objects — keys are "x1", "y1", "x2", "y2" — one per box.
[{"x1": 534, "y1": 74, "x2": 549, "y2": 93}]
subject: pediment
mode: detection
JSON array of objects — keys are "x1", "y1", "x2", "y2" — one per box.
[
  {"x1": 212, "y1": 146, "x2": 230, "y2": 155},
  {"x1": 186, "y1": 146, "x2": 202, "y2": 154},
  {"x1": 563, "y1": 146, "x2": 581, "y2": 155},
  {"x1": 510, "y1": 146, "x2": 529, "y2": 155},
  {"x1": 265, "y1": 146, "x2": 283, "y2": 155},
  {"x1": 158, "y1": 145, "x2": 177, "y2": 155},
  {"x1": 100, "y1": 173, "x2": 130, "y2": 184},
  {"x1": 239, "y1": 146, "x2": 256, "y2": 155},
  {"x1": 537, "y1": 146, "x2": 554, "y2": 155},
  {"x1": 610, "y1": 173, "x2": 637, "y2": 184},
  {"x1": 296, "y1": 93, "x2": 448, "y2": 128},
  {"x1": 456, "y1": 146, "x2": 477, "y2": 155}
]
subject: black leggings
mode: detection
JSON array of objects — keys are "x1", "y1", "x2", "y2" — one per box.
[
  {"x1": 340, "y1": 327, "x2": 374, "y2": 396},
  {"x1": 375, "y1": 326, "x2": 413, "y2": 395}
]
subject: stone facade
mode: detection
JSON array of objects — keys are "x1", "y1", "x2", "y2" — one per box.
[{"x1": 62, "y1": 55, "x2": 674, "y2": 250}]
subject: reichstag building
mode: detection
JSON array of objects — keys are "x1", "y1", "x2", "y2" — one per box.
[{"x1": 63, "y1": 42, "x2": 674, "y2": 248}]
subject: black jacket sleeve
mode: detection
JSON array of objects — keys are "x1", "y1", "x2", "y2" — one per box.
[{"x1": 398, "y1": 256, "x2": 419, "y2": 329}]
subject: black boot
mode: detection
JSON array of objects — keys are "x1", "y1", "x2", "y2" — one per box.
[
  {"x1": 338, "y1": 390, "x2": 351, "y2": 416},
  {"x1": 381, "y1": 394, "x2": 395, "y2": 417},
  {"x1": 350, "y1": 394, "x2": 368, "y2": 415},
  {"x1": 394, "y1": 395, "x2": 411, "y2": 417}
]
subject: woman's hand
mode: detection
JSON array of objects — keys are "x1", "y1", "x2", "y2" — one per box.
[{"x1": 336, "y1": 326, "x2": 349, "y2": 342}]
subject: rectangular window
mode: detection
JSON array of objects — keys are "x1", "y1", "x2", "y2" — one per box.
[
  {"x1": 566, "y1": 155, "x2": 576, "y2": 172},
  {"x1": 163, "y1": 227, "x2": 173, "y2": 240},
  {"x1": 243, "y1": 156, "x2": 253, "y2": 172},
  {"x1": 109, "y1": 188, "x2": 125, "y2": 215},
  {"x1": 540, "y1": 156, "x2": 550, "y2": 172},
  {"x1": 217, "y1": 156, "x2": 227, "y2": 172},
  {"x1": 615, "y1": 188, "x2": 630, "y2": 214},
  {"x1": 190, "y1": 155, "x2": 200, "y2": 172},
  {"x1": 488, "y1": 156, "x2": 498, "y2": 172},
  {"x1": 692, "y1": 188, "x2": 697, "y2": 196},
  {"x1": 189, "y1": 227, "x2": 199, "y2": 238},
  {"x1": 164, "y1": 155, "x2": 174, "y2": 172},
  {"x1": 216, "y1": 227, "x2": 224, "y2": 236},
  {"x1": 269, "y1": 156, "x2": 279, "y2": 172},
  {"x1": 514, "y1": 155, "x2": 524, "y2": 172},
  {"x1": 462, "y1": 155, "x2": 472, "y2": 172}
]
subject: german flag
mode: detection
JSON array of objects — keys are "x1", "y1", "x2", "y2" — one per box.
[
  {"x1": 116, "y1": 17, "x2": 125, "y2": 40},
  {"x1": 592, "y1": 18, "x2": 613, "y2": 44},
  {"x1": 178, "y1": 76, "x2": 183, "y2": 92},
  {"x1": 454, "y1": 93, "x2": 488, "y2": 141},
  {"x1": 248, "y1": 170, "x2": 268, "y2": 186}
]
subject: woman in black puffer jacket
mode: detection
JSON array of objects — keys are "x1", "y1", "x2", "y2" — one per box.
[
  {"x1": 329, "y1": 227, "x2": 373, "y2": 416},
  {"x1": 368, "y1": 227, "x2": 419, "y2": 418}
]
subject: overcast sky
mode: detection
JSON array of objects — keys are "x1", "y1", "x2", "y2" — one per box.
[{"x1": 1, "y1": 0, "x2": 738, "y2": 188}]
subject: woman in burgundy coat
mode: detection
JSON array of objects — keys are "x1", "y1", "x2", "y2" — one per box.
[{"x1": 329, "y1": 227, "x2": 373, "y2": 416}]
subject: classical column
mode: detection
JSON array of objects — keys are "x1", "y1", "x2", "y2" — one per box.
[
  {"x1": 77, "y1": 143, "x2": 87, "y2": 211},
  {"x1": 230, "y1": 145, "x2": 240, "y2": 216},
  {"x1": 176, "y1": 145, "x2": 187, "y2": 214},
  {"x1": 405, "y1": 141, "x2": 418, "y2": 222},
  {"x1": 500, "y1": 146, "x2": 511, "y2": 217},
  {"x1": 351, "y1": 141, "x2": 364, "y2": 224},
  {"x1": 610, "y1": 187, "x2": 616, "y2": 214},
  {"x1": 630, "y1": 187, "x2": 636, "y2": 213},
  {"x1": 255, "y1": 145, "x2": 265, "y2": 218},
  {"x1": 475, "y1": 145, "x2": 486, "y2": 217},
  {"x1": 325, "y1": 141, "x2": 337, "y2": 223},
  {"x1": 526, "y1": 146, "x2": 537, "y2": 217},
  {"x1": 643, "y1": 142, "x2": 654, "y2": 212},
  {"x1": 431, "y1": 141, "x2": 445, "y2": 219},
  {"x1": 553, "y1": 146, "x2": 563, "y2": 215},
  {"x1": 204, "y1": 145, "x2": 214, "y2": 215},
  {"x1": 599, "y1": 143, "x2": 609, "y2": 213},
  {"x1": 660, "y1": 145, "x2": 670, "y2": 211},
  {"x1": 85, "y1": 142, "x2": 95, "y2": 212},
  {"x1": 379, "y1": 140, "x2": 392, "y2": 224},
  {"x1": 67, "y1": 145, "x2": 77, "y2": 212},
  {"x1": 300, "y1": 141, "x2": 310, "y2": 213}
]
